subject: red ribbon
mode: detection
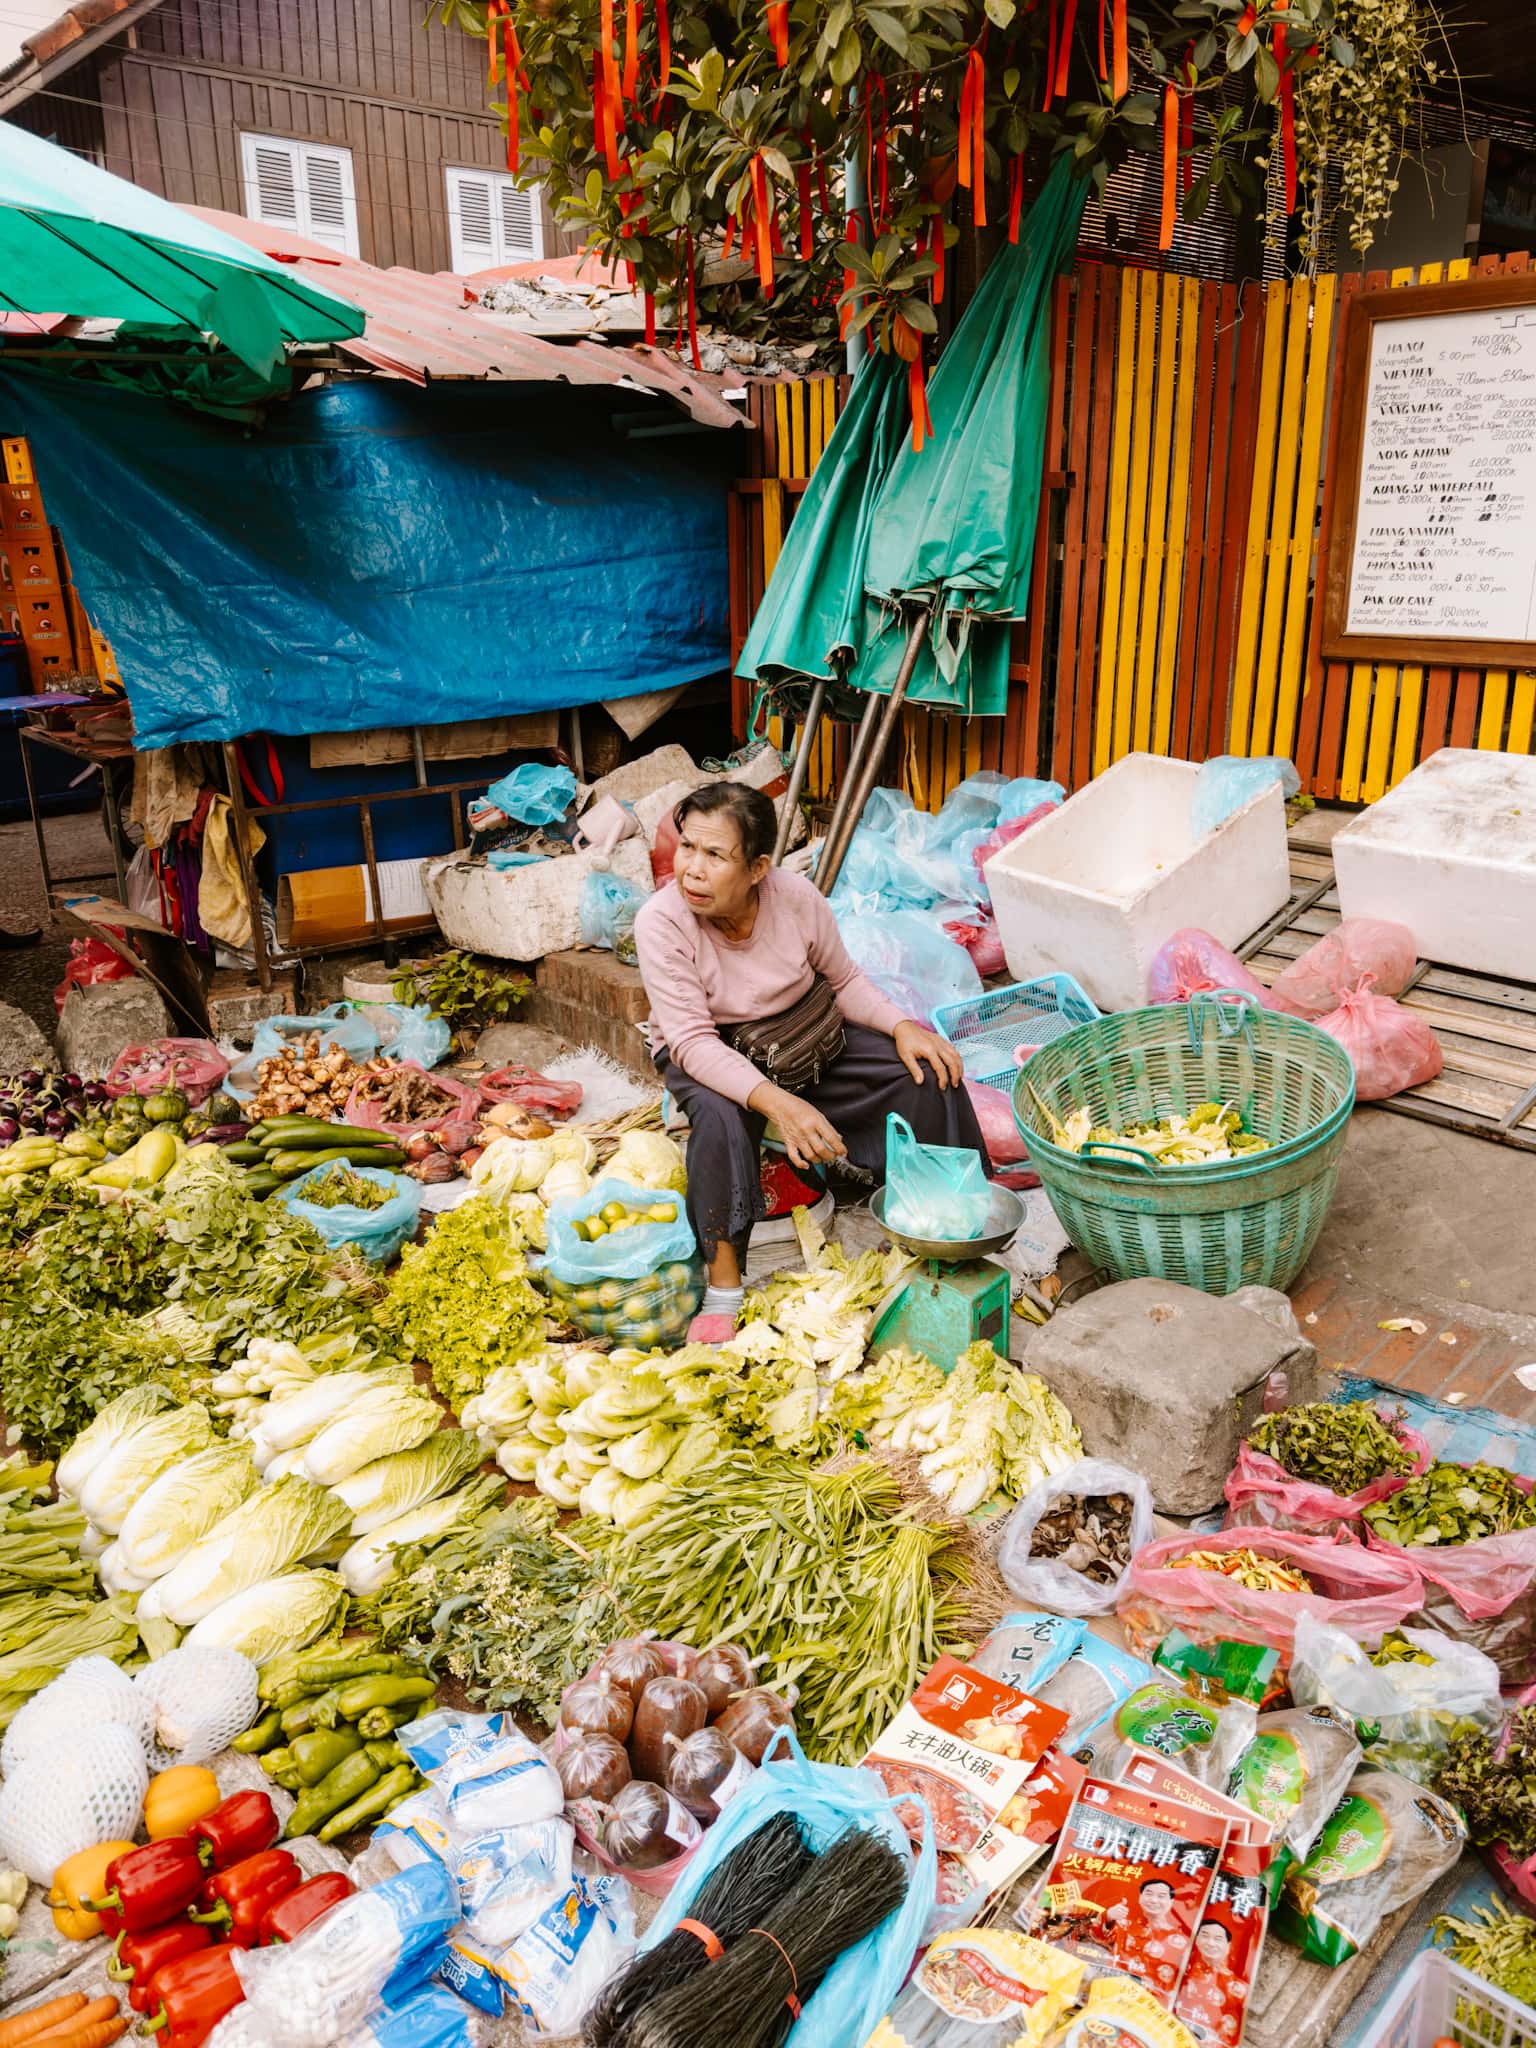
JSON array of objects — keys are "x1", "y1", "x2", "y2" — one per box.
[
  {"x1": 766, "y1": 0, "x2": 789, "y2": 66},
  {"x1": 839, "y1": 212, "x2": 861, "y2": 343},
  {"x1": 928, "y1": 212, "x2": 946, "y2": 304},
  {"x1": 643, "y1": 290, "x2": 656, "y2": 343},
  {"x1": 1054, "y1": 0, "x2": 1079, "y2": 98},
  {"x1": 1044, "y1": 0, "x2": 1058, "y2": 108},
  {"x1": 1235, "y1": 3, "x2": 1256, "y2": 30},
  {"x1": 654, "y1": 0, "x2": 671, "y2": 113},
  {"x1": 957, "y1": 46, "x2": 987, "y2": 227},
  {"x1": 749, "y1": 154, "x2": 775, "y2": 296},
  {"x1": 486, "y1": 0, "x2": 506, "y2": 87},
  {"x1": 797, "y1": 155, "x2": 814, "y2": 261},
  {"x1": 623, "y1": 0, "x2": 640, "y2": 103},
  {"x1": 683, "y1": 228, "x2": 700, "y2": 367},
  {"x1": 908, "y1": 352, "x2": 932, "y2": 453},
  {"x1": 865, "y1": 74, "x2": 889, "y2": 233},
  {"x1": 1008, "y1": 155, "x2": 1025, "y2": 242},
  {"x1": 1274, "y1": 0, "x2": 1296, "y2": 213},
  {"x1": 596, "y1": 0, "x2": 623, "y2": 177},
  {"x1": 1111, "y1": 0, "x2": 1128, "y2": 98},
  {"x1": 1159, "y1": 81, "x2": 1178, "y2": 249},
  {"x1": 504, "y1": 19, "x2": 525, "y2": 173},
  {"x1": 1096, "y1": 0, "x2": 1108, "y2": 79},
  {"x1": 722, "y1": 213, "x2": 736, "y2": 260}
]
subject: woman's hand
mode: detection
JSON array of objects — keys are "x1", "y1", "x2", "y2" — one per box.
[
  {"x1": 752, "y1": 1084, "x2": 848, "y2": 1172},
  {"x1": 894, "y1": 1020, "x2": 965, "y2": 1091}
]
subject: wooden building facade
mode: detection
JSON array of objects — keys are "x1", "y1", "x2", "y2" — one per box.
[{"x1": 3, "y1": 0, "x2": 575, "y2": 276}]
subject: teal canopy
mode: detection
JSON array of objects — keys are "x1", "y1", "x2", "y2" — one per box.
[{"x1": 0, "y1": 119, "x2": 364, "y2": 378}]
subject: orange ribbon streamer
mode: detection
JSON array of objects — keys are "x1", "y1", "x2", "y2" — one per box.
[
  {"x1": 929, "y1": 213, "x2": 946, "y2": 304},
  {"x1": 839, "y1": 213, "x2": 861, "y2": 343},
  {"x1": 486, "y1": 0, "x2": 506, "y2": 86},
  {"x1": 766, "y1": 0, "x2": 789, "y2": 67},
  {"x1": 1235, "y1": 3, "x2": 1256, "y2": 30},
  {"x1": 1044, "y1": 0, "x2": 1058, "y2": 108},
  {"x1": 1096, "y1": 0, "x2": 1108, "y2": 78},
  {"x1": 596, "y1": 0, "x2": 623, "y2": 177},
  {"x1": 1007, "y1": 156, "x2": 1025, "y2": 243},
  {"x1": 503, "y1": 18, "x2": 525, "y2": 173},
  {"x1": 957, "y1": 47, "x2": 987, "y2": 228},
  {"x1": 908, "y1": 353, "x2": 933, "y2": 453},
  {"x1": 654, "y1": 0, "x2": 671, "y2": 112},
  {"x1": 749, "y1": 154, "x2": 775, "y2": 296},
  {"x1": 1111, "y1": 0, "x2": 1128, "y2": 99},
  {"x1": 1054, "y1": 0, "x2": 1079, "y2": 99},
  {"x1": 1274, "y1": 0, "x2": 1297, "y2": 213},
  {"x1": 1159, "y1": 82, "x2": 1178, "y2": 249},
  {"x1": 623, "y1": 0, "x2": 640, "y2": 104}
]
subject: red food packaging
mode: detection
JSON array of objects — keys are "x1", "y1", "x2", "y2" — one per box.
[
  {"x1": 1017, "y1": 1777, "x2": 1229, "y2": 2008},
  {"x1": 1175, "y1": 1838, "x2": 1273, "y2": 2044}
]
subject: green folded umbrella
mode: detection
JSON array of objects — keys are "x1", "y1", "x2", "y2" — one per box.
[{"x1": 0, "y1": 118, "x2": 364, "y2": 379}]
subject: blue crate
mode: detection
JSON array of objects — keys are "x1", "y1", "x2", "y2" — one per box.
[{"x1": 934, "y1": 972, "x2": 1101, "y2": 1089}]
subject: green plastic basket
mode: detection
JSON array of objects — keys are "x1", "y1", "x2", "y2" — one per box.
[{"x1": 1011, "y1": 993, "x2": 1356, "y2": 1295}]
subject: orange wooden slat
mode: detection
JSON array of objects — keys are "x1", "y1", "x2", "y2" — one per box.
[
  {"x1": 1170, "y1": 282, "x2": 1220, "y2": 762},
  {"x1": 1073, "y1": 269, "x2": 1120, "y2": 790}
]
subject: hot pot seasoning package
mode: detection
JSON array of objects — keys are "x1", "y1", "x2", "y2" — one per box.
[
  {"x1": 1173, "y1": 1839, "x2": 1271, "y2": 2046},
  {"x1": 1051, "y1": 1976, "x2": 1202, "y2": 2048}
]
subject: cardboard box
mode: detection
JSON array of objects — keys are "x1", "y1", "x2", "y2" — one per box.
[
  {"x1": 0, "y1": 538, "x2": 62, "y2": 596},
  {"x1": 1, "y1": 438, "x2": 33, "y2": 487},
  {"x1": 276, "y1": 857, "x2": 436, "y2": 949}
]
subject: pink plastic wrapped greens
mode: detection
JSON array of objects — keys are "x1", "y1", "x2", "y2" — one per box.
[
  {"x1": 1313, "y1": 984, "x2": 1442, "y2": 1101},
  {"x1": 1270, "y1": 918, "x2": 1417, "y2": 1016},
  {"x1": 1146, "y1": 930, "x2": 1272, "y2": 1006}
]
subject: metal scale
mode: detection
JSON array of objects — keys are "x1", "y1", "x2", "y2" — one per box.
[{"x1": 868, "y1": 1183, "x2": 1027, "y2": 1373}]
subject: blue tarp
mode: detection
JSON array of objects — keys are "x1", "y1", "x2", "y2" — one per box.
[{"x1": 0, "y1": 370, "x2": 731, "y2": 748}]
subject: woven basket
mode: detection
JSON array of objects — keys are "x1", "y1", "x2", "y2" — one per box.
[{"x1": 1012, "y1": 993, "x2": 1355, "y2": 1294}]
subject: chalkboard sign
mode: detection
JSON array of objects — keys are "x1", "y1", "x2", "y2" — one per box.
[{"x1": 1322, "y1": 272, "x2": 1536, "y2": 668}]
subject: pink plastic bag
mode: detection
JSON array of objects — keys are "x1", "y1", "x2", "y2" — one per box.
[
  {"x1": 478, "y1": 1064, "x2": 584, "y2": 1121},
  {"x1": 966, "y1": 1080, "x2": 1032, "y2": 1172},
  {"x1": 1367, "y1": 1510, "x2": 1536, "y2": 1687},
  {"x1": 1223, "y1": 1419, "x2": 1432, "y2": 1538},
  {"x1": 943, "y1": 910, "x2": 1007, "y2": 978},
  {"x1": 971, "y1": 801, "x2": 1056, "y2": 889},
  {"x1": 104, "y1": 1038, "x2": 230, "y2": 1106},
  {"x1": 1313, "y1": 981, "x2": 1442, "y2": 1101},
  {"x1": 54, "y1": 936, "x2": 136, "y2": 1015},
  {"x1": 1147, "y1": 929, "x2": 1272, "y2": 1006},
  {"x1": 344, "y1": 1060, "x2": 483, "y2": 1137},
  {"x1": 1117, "y1": 1528, "x2": 1423, "y2": 1679},
  {"x1": 1270, "y1": 917, "x2": 1418, "y2": 1016}
]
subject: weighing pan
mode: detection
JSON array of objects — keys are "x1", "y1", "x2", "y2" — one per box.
[{"x1": 870, "y1": 1184, "x2": 1026, "y2": 1264}]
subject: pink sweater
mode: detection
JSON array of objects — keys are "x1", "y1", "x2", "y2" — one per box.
[{"x1": 634, "y1": 870, "x2": 909, "y2": 1106}]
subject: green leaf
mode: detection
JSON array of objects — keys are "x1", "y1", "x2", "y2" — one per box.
[
  {"x1": 984, "y1": 0, "x2": 1017, "y2": 25},
  {"x1": 1252, "y1": 41, "x2": 1279, "y2": 100},
  {"x1": 1120, "y1": 93, "x2": 1158, "y2": 125},
  {"x1": 830, "y1": 25, "x2": 862, "y2": 84},
  {"x1": 698, "y1": 48, "x2": 725, "y2": 102},
  {"x1": 585, "y1": 169, "x2": 604, "y2": 210},
  {"x1": 1226, "y1": 27, "x2": 1257, "y2": 68},
  {"x1": 826, "y1": 0, "x2": 853, "y2": 45},
  {"x1": 1003, "y1": 65, "x2": 1021, "y2": 98},
  {"x1": 1192, "y1": 30, "x2": 1218, "y2": 67},
  {"x1": 1331, "y1": 33, "x2": 1355, "y2": 63},
  {"x1": 669, "y1": 182, "x2": 693, "y2": 226},
  {"x1": 903, "y1": 297, "x2": 938, "y2": 334},
  {"x1": 865, "y1": 8, "x2": 913, "y2": 58}
]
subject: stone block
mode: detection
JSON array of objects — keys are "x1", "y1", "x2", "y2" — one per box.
[
  {"x1": 520, "y1": 986, "x2": 651, "y2": 1075},
  {"x1": 537, "y1": 950, "x2": 650, "y2": 1023},
  {"x1": 1021, "y1": 1277, "x2": 1319, "y2": 1515},
  {"x1": 206, "y1": 967, "x2": 297, "y2": 1048},
  {"x1": 57, "y1": 979, "x2": 172, "y2": 1078},
  {"x1": 0, "y1": 1003, "x2": 57, "y2": 1077},
  {"x1": 473, "y1": 1021, "x2": 573, "y2": 1071}
]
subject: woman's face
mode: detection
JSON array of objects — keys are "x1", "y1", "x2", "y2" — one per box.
[{"x1": 674, "y1": 807, "x2": 766, "y2": 922}]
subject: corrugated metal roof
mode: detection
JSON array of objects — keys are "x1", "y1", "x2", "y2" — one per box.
[{"x1": 183, "y1": 206, "x2": 744, "y2": 430}]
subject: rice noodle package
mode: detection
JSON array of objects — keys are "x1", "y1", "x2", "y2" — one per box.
[
  {"x1": 972, "y1": 1614, "x2": 1087, "y2": 1698},
  {"x1": 863, "y1": 1928, "x2": 1084, "y2": 2047},
  {"x1": 1269, "y1": 917, "x2": 1418, "y2": 1016},
  {"x1": 1017, "y1": 1777, "x2": 1228, "y2": 2002},
  {"x1": 1270, "y1": 1770, "x2": 1465, "y2": 1966},
  {"x1": 1221, "y1": 1704, "x2": 1362, "y2": 1862},
  {"x1": 1033, "y1": 1638, "x2": 1157, "y2": 1755},
  {"x1": 1050, "y1": 1976, "x2": 1202, "y2": 2048},
  {"x1": 1223, "y1": 1418, "x2": 1432, "y2": 1538},
  {"x1": 1173, "y1": 1839, "x2": 1272, "y2": 2047},
  {"x1": 1312, "y1": 982, "x2": 1442, "y2": 1102},
  {"x1": 1116, "y1": 1529, "x2": 1424, "y2": 1679}
]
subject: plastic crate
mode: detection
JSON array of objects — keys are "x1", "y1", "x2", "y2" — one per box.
[
  {"x1": 933, "y1": 972, "x2": 1101, "y2": 1089},
  {"x1": 1358, "y1": 1950, "x2": 1536, "y2": 2048}
]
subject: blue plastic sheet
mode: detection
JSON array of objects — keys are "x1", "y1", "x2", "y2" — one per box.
[{"x1": 0, "y1": 370, "x2": 731, "y2": 748}]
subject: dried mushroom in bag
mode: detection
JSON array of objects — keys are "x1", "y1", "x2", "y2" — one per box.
[{"x1": 1271, "y1": 1769, "x2": 1465, "y2": 1966}]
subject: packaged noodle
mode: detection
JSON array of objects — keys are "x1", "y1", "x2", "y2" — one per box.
[
  {"x1": 972, "y1": 1614, "x2": 1087, "y2": 1696},
  {"x1": 1017, "y1": 1778, "x2": 1227, "y2": 2003},
  {"x1": 1076, "y1": 1683, "x2": 1256, "y2": 1790},
  {"x1": 1270, "y1": 1769, "x2": 1465, "y2": 1967},
  {"x1": 863, "y1": 1928, "x2": 1084, "y2": 2047},
  {"x1": 1051, "y1": 1976, "x2": 1202, "y2": 2048},
  {"x1": 1033, "y1": 1638, "x2": 1156, "y2": 1755},
  {"x1": 1223, "y1": 1704, "x2": 1361, "y2": 1861},
  {"x1": 1173, "y1": 1839, "x2": 1271, "y2": 2046}
]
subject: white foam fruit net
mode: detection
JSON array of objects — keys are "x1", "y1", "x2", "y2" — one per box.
[
  {"x1": 1, "y1": 1655, "x2": 155, "y2": 1778},
  {"x1": 0, "y1": 1722, "x2": 149, "y2": 1881},
  {"x1": 135, "y1": 1645, "x2": 260, "y2": 1767}
]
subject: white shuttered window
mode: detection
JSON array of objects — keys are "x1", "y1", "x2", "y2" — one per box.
[
  {"x1": 446, "y1": 166, "x2": 544, "y2": 273},
  {"x1": 240, "y1": 134, "x2": 359, "y2": 257}
]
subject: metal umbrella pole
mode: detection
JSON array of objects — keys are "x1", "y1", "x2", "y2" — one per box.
[
  {"x1": 771, "y1": 676, "x2": 828, "y2": 865},
  {"x1": 812, "y1": 686, "x2": 882, "y2": 889},
  {"x1": 815, "y1": 606, "x2": 930, "y2": 897}
]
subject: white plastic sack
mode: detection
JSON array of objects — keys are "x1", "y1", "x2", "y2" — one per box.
[
  {"x1": 996, "y1": 1458, "x2": 1156, "y2": 1618},
  {"x1": 1289, "y1": 1614, "x2": 1502, "y2": 1785}
]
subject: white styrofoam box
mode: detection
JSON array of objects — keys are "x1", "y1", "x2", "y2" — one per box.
[
  {"x1": 1334, "y1": 748, "x2": 1536, "y2": 983},
  {"x1": 423, "y1": 837, "x2": 654, "y2": 962},
  {"x1": 984, "y1": 753, "x2": 1292, "y2": 1012}
]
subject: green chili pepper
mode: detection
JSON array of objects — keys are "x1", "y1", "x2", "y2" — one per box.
[
  {"x1": 357, "y1": 1701, "x2": 425, "y2": 1741},
  {"x1": 363, "y1": 1739, "x2": 408, "y2": 1771},
  {"x1": 231, "y1": 1708, "x2": 283, "y2": 1754},
  {"x1": 283, "y1": 1752, "x2": 382, "y2": 1840},
  {"x1": 317, "y1": 1765, "x2": 419, "y2": 1844},
  {"x1": 260, "y1": 1745, "x2": 295, "y2": 1779},
  {"x1": 293, "y1": 1651, "x2": 407, "y2": 1688},
  {"x1": 289, "y1": 1726, "x2": 364, "y2": 1787},
  {"x1": 281, "y1": 1690, "x2": 339, "y2": 1738},
  {"x1": 329, "y1": 1674, "x2": 438, "y2": 1723}
]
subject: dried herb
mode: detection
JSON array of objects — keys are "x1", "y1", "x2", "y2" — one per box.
[
  {"x1": 1435, "y1": 1708, "x2": 1536, "y2": 1857},
  {"x1": 1167, "y1": 1547, "x2": 1314, "y2": 1594},
  {"x1": 1248, "y1": 1401, "x2": 1415, "y2": 1497},
  {"x1": 1362, "y1": 1462, "x2": 1536, "y2": 1547},
  {"x1": 1028, "y1": 1493, "x2": 1134, "y2": 1585},
  {"x1": 1370, "y1": 1629, "x2": 1435, "y2": 1668}
]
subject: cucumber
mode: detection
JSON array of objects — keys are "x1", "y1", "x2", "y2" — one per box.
[
  {"x1": 223, "y1": 1142, "x2": 267, "y2": 1164},
  {"x1": 268, "y1": 1146, "x2": 404, "y2": 1180},
  {"x1": 259, "y1": 1122, "x2": 389, "y2": 1150}
]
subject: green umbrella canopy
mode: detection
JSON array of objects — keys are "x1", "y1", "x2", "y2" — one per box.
[{"x1": 0, "y1": 119, "x2": 364, "y2": 378}]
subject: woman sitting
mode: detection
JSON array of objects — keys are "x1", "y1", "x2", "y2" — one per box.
[{"x1": 634, "y1": 781, "x2": 987, "y2": 1341}]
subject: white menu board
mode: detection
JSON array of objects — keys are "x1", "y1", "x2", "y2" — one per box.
[{"x1": 1343, "y1": 302, "x2": 1536, "y2": 647}]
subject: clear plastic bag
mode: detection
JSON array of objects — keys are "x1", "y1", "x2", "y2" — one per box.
[
  {"x1": 134, "y1": 1644, "x2": 260, "y2": 1768},
  {"x1": 556, "y1": 1731, "x2": 631, "y2": 1803},
  {"x1": 690, "y1": 1642, "x2": 754, "y2": 1716},
  {"x1": 580, "y1": 870, "x2": 650, "y2": 951},
  {"x1": 560, "y1": 1672, "x2": 635, "y2": 1744},
  {"x1": 711, "y1": 1687, "x2": 795, "y2": 1766},
  {"x1": 1223, "y1": 1420, "x2": 1432, "y2": 1538},
  {"x1": 1147, "y1": 929, "x2": 1273, "y2": 1007},
  {"x1": 482, "y1": 761, "x2": 576, "y2": 828},
  {"x1": 1289, "y1": 1615, "x2": 1502, "y2": 1785},
  {"x1": 1224, "y1": 1702, "x2": 1362, "y2": 1857},
  {"x1": 997, "y1": 1458, "x2": 1156, "y2": 1618},
  {"x1": 885, "y1": 1112, "x2": 991, "y2": 1241},
  {"x1": 595, "y1": 1781, "x2": 702, "y2": 1870},
  {"x1": 1365, "y1": 1518, "x2": 1536, "y2": 1686},
  {"x1": 500, "y1": 1875, "x2": 635, "y2": 2035},
  {"x1": 665, "y1": 1726, "x2": 755, "y2": 1823},
  {"x1": 629, "y1": 1675, "x2": 708, "y2": 1782},
  {"x1": 1313, "y1": 982, "x2": 1442, "y2": 1101},
  {"x1": 1270, "y1": 917, "x2": 1418, "y2": 1016},
  {"x1": 280, "y1": 1164, "x2": 422, "y2": 1264},
  {"x1": 1116, "y1": 1529, "x2": 1424, "y2": 1679},
  {"x1": 838, "y1": 910, "x2": 983, "y2": 1024},
  {"x1": 1191, "y1": 755, "x2": 1299, "y2": 835}
]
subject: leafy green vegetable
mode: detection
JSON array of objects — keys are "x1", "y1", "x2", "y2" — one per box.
[
  {"x1": 1249, "y1": 1400, "x2": 1416, "y2": 1496},
  {"x1": 729, "y1": 1206, "x2": 913, "y2": 1383},
  {"x1": 1363, "y1": 1461, "x2": 1536, "y2": 1546},
  {"x1": 116, "y1": 1440, "x2": 260, "y2": 1581},
  {"x1": 338, "y1": 1472, "x2": 505, "y2": 1595},
  {"x1": 182, "y1": 1568, "x2": 348, "y2": 1666},
  {"x1": 0, "y1": 1589, "x2": 140, "y2": 1731},
  {"x1": 299, "y1": 1382, "x2": 443, "y2": 1486},
  {"x1": 377, "y1": 1195, "x2": 549, "y2": 1409},
  {"x1": 1436, "y1": 1708, "x2": 1536, "y2": 1856},
  {"x1": 1038, "y1": 1095, "x2": 1271, "y2": 1165},
  {"x1": 79, "y1": 1402, "x2": 215, "y2": 1534},
  {"x1": 298, "y1": 1165, "x2": 398, "y2": 1211},
  {"x1": 144, "y1": 1474, "x2": 353, "y2": 1626},
  {"x1": 1433, "y1": 1898, "x2": 1536, "y2": 2009},
  {"x1": 0, "y1": 1452, "x2": 95, "y2": 1598},
  {"x1": 331, "y1": 1431, "x2": 486, "y2": 1536}
]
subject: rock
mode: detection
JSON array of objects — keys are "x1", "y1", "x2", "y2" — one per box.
[
  {"x1": 472, "y1": 1021, "x2": 573, "y2": 1071},
  {"x1": 0, "y1": 1002, "x2": 57, "y2": 1076},
  {"x1": 56, "y1": 979, "x2": 172, "y2": 1079},
  {"x1": 1021, "y1": 1278, "x2": 1319, "y2": 1515}
]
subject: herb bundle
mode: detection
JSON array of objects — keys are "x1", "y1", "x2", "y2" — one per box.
[
  {"x1": 1436, "y1": 1708, "x2": 1536, "y2": 1857},
  {"x1": 1248, "y1": 1401, "x2": 1416, "y2": 1497}
]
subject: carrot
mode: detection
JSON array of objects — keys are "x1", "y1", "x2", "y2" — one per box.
[
  {"x1": 28, "y1": 2001, "x2": 121, "y2": 2044},
  {"x1": 0, "y1": 1995, "x2": 88, "y2": 2045},
  {"x1": 30, "y1": 2023, "x2": 126, "y2": 2048}
]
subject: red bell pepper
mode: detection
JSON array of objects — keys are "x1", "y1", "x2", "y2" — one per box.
[
  {"x1": 89, "y1": 1835, "x2": 206, "y2": 1935},
  {"x1": 141, "y1": 1941, "x2": 244, "y2": 2046},
  {"x1": 258, "y1": 1869, "x2": 354, "y2": 1944},
  {"x1": 190, "y1": 1789, "x2": 279, "y2": 1871},
  {"x1": 189, "y1": 1847, "x2": 301, "y2": 1948},
  {"x1": 108, "y1": 1921, "x2": 213, "y2": 2013}
]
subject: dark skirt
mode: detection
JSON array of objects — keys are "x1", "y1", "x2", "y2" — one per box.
[{"x1": 659, "y1": 1022, "x2": 990, "y2": 1263}]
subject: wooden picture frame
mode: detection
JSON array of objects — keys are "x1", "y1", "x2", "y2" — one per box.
[{"x1": 1321, "y1": 270, "x2": 1536, "y2": 668}]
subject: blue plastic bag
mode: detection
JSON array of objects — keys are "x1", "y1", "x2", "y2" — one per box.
[
  {"x1": 350, "y1": 1986, "x2": 473, "y2": 2048},
  {"x1": 374, "y1": 1002, "x2": 452, "y2": 1069},
  {"x1": 836, "y1": 909, "x2": 983, "y2": 1024},
  {"x1": 884, "y1": 1112, "x2": 992, "y2": 1240},
  {"x1": 579, "y1": 870, "x2": 649, "y2": 950},
  {"x1": 641, "y1": 1729, "x2": 936, "y2": 2048},
  {"x1": 484, "y1": 761, "x2": 577, "y2": 827},
  {"x1": 252, "y1": 1002, "x2": 380, "y2": 1066},
  {"x1": 1191, "y1": 755, "x2": 1299, "y2": 836},
  {"x1": 544, "y1": 1175, "x2": 695, "y2": 1284},
  {"x1": 995, "y1": 775, "x2": 1065, "y2": 823},
  {"x1": 280, "y1": 1163, "x2": 422, "y2": 1263}
]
